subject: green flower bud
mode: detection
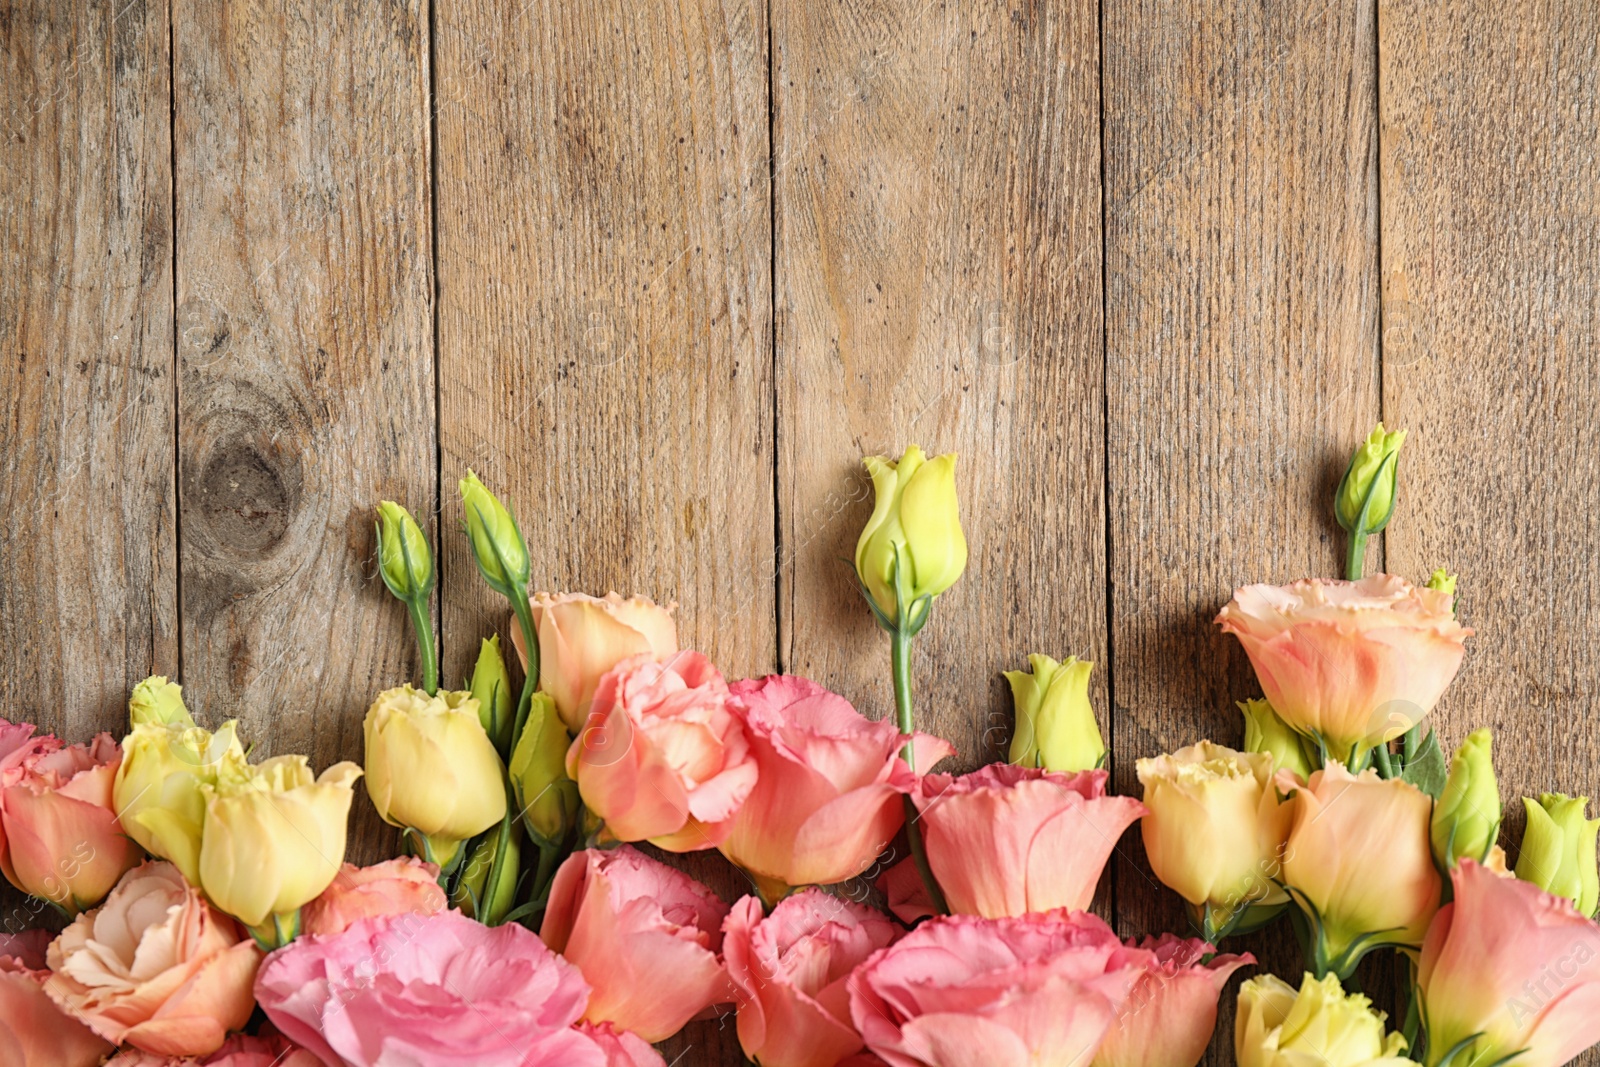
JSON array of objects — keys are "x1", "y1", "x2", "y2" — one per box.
[
  {"x1": 1335, "y1": 423, "x2": 1406, "y2": 534},
  {"x1": 1426, "y1": 568, "x2": 1457, "y2": 596},
  {"x1": 460, "y1": 471, "x2": 530, "y2": 594},
  {"x1": 1431, "y1": 729, "x2": 1499, "y2": 867},
  {"x1": 1239, "y1": 698, "x2": 1316, "y2": 780},
  {"x1": 1516, "y1": 793, "x2": 1600, "y2": 916},
  {"x1": 509, "y1": 692, "x2": 579, "y2": 846},
  {"x1": 451, "y1": 820, "x2": 522, "y2": 925},
  {"x1": 854, "y1": 446, "x2": 967, "y2": 627},
  {"x1": 129, "y1": 676, "x2": 195, "y2": 728},
  {"x1": 375, "y1": 500, "x2": 433, "y2": 602},
  {"x1": 1004, "y1": 654, "x2": 1104, "y2": 772},
  {"x1": 469, "y1": 635, "x2": 514, "y2": 756}
]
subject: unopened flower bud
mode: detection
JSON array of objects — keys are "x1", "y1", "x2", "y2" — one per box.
[
  {"x1": 1335, "y1": 423, "x2": 1406, "y2": 534},
  {"x1": 1431, "y1": 728, "x2": 1499, "y2": 868},
  {"x1": 376, "y1": 500, "x2": 433, "y2": 602},
  {"x1": 1004, "y1": 654, "x2": 1104, "y2": 772},
  {"x1": 128, "y1": 676, "x2": 195, "y2": 728},
  {"x1": 460, "y1": 471, "x2": 529, "y2": 593},
  {"x1": 1239, "y1": 698, "x2": 1315, "y2": 781},
  {"x1": 854, "y1": 446, "x2": 966, "y2": 627},
  {"x1": 469, "y1": 635, "x2": 514, "y2": 756},
  {"x1": 1516, "y1": 792, "x2": 1600, "y2": 916}
]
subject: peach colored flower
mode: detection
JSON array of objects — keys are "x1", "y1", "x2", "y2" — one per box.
[
  {"x1": 1279, "y1": 765, "x2": 1441, "y2": 965},
  {"x1": 718, "y1": 674, "x2": 952, "y2": 891},
  {"x1": 723, "y1": 889, "x2": 900, "y2": 1067},
  {"x1": 541, "y1": 846, "x2": 731, "y2": 1042},
  {"x1": 568, "y1": 652, "x2": 757, "y2": 851},
  {"x1": 901, "y1": 764, "x2": 1144, "y2": 919},
  {"x1": 1215, "y1": 575, "x2": 1471, "y2": 759},
  {"x1": 45, "y1": 862, "x2": 260, "y2": 1056},
  {"x1": 0, "y1": 719, "x2": 142, "y2": 912},
  {"x1": 0, "y1": 928, "x2": 111, "y2": 1066},
  {"x1": 300, "y1": 857, "x2": 446, "y2": 938},
  {"x1": 512, "y1": 592, "x2": 678, "y2": 732},
  {"x1": 574, "y1": 1022, "x2": 668, "y2": 1067},
  {"x1": 1421, "y1": 859, "x2": 1600, "y2": 1067},
  {"x1": 1091, "y1": 934, "x2": 1252, "y2": 1067}
]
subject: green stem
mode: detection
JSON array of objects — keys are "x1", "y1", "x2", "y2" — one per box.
[
  {"x1": 509, "y1": 590, "x2": 539, "y2": 746},
  {"x1": 891, "y1": 623, "x2": 947, "y2": 915},
  {"x1": 406, "y1": 598, "x2": 438, "y2": 696},
  {"x1": 1345, "y1": 529, "x2": 1368, "y2": 581},
  {"x1": 1372, "y1": 741, "x2": 1396, "y2": 779}
]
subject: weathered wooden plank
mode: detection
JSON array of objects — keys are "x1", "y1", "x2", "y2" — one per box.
[
  {"x1": 1379, "y1": 0, "x2": 1600, "y2": 969},
  {"x1": 1103, "y1": 0, "x2": 1382, "y2": 1046},
  {"x1": 775, "y1": 0, "x2": 1107, "y2": 779},
  {"x1": 172, "y1": 0, "x2": 435, "y2": 863},
  {"x1": 433, "y1": 1, "x2": 772, "y2": 1061},
  {"x1": 0, "y1": 0, "x2": 176, "y2": 740}
]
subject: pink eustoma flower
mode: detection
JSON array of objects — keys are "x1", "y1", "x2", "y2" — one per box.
[
  {"x1": 849, "y1": 909, "x2": 1152, "y2": 1067},
  {"x1": 718, "y1": 674, "x2": 952, "y2": 892},
  {"x1": 541, "y1": 845, "x2": 732, "y2": 1042},
  {"x1": 1091, "y1": 934, "x2": 1253, "y2": 1067},
  {"x1": 1420, "y1": 859, "x2": 1600, "y2": 1067},
  {"x1": 257, "y1": 909, "x2": 602, "y2": 1067},
  {"x1": 0, "y1": 928, "x2": 111, "y2": 1067},
  {"x1": 0, "y1": 718, "x2": 142, "y2": 912},
  {"x1": 568, "y1": 652, "x2": 758, "y2": 851},
  {"x1": 890, "y1": 764, "x2": 1144, "y2": 920},
  {"x1": 723, "y1": 888, "x2": 900, "y2": 1067}
]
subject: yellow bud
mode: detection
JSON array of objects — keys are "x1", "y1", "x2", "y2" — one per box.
[
  {"x1": 509, "y1": 692, "x2": 578, "y2": 845},
  {"x1": 1239, "y1": 698, "x2": 1316, "y2": 780},
  {"x1": 198, "y1": 756, "x2": 363, "y2": 927},
  {"x1": 1335, "y1": 423, "x2": 1406, "y2": 534},
  {"x1": 114, "y1": 720, "x2": 249, "y2": 884},
  {"x1": 376, "y1": 500, "x2": 433, "y2": 601},
  {"x1": 1004, "y1": 654, "x2": 1104, "y2": 772},
  {"x1": 128, "y1": 676, "x2": 195, "y2": 728},
  {"x1": 1236, "y1": 973, "x2": 1417, "y2": 1067},
  {"x1": 470, "y1": 635, "x2": 514, "y2": 755},
  {"x1": 363, "y1": 685, "x2": 507, "y2": 858},
  {"x1": 460, "y1": 471, "x2": 529, "y2": 593},
  {"x1": 1426, "y1": 568, "x2": 1457, "y2": 596},
  {"x1": 451, "y1": 820, "x2": 522, "y2": 924},
  {"x1": 1516, "y1": 793, "x2": 1600, "y2": 916},
  {"x1": 854, "y1": 446, "x2": 967, "y2": 626}
]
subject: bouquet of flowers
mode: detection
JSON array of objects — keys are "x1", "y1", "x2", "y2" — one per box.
[{"x1": 2, "y1": 430, "x2": 1598, "y2": 1067}]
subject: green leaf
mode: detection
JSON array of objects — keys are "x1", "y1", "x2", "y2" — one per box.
[{"x1": 1401, "y1": 729, "x2": 1448, "y2": 799}]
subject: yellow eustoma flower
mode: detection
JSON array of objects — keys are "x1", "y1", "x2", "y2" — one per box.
[
  {"x1": 363, "y1": 685, "x2": 507, "y2": 865},
  {"x1": 198, "y1": 755, "x2": 363, "y2": 928},
  {"x1": 113, "y1": 719, "x2": 249, "y2": 883},
  {"x1": 1236, "y1": 973, "x2": 1417, "y2": 1067},
  {"x1": 128, "y1": 676, "x2": 195, "y2": 728},
  {"x1": 854, "y1": 445, "x2": 966, "y2": 626},
  {"x1": 1004, "y1": 654, "x2": 1104, "y2": 772}
]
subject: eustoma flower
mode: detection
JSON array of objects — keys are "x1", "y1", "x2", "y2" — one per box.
[
  {"x1": 1136, "y1": 742, "x2": 1289, "y2": 937},
  {"x1": 1420, "y1": 859, "x2": 1600, "y2": 1067},
  {"x1": 848, "y1": 909, "x2": 1150, "y2": 1067},
  {"x1": 541, "y1": 846, "x2": 732, "y2": 1042},
  {"x1": 1092, "y1": 934, "x2": 1253, "y2": 1067},
  {"x1": 1235, "y1": 972, "x2": 1417, "y2": 1067},
  {"x1": 1215, "y1": 575, "x2": 1470, "y2": 760},
  {"x1": 46, "y1": 862, "x2": 260, "y2": 1057},
  {"x1": 300, "y1": 857, "x2": 446, "y2": 938},
  {"x1": 723, "y1": 888, "x2": 899, "y2": 1067},
  {"x1": 362, "y1": 683, "x2": 507, "y2": 865},
  {"x1": 258, "y1": 909, "x2": 603, "y2": 1067},
  {"x1": 886, "y1": 764, "x2": 1142, "y2": 920},
  {"x1": 1278, "y1": 765, "x2": 1440, "y2": 975},
  {"x1": 513, "y1": 591, "x2": 679, "y2": 732},
  {"x1": 0, "y1": 719, "x2": 141, "y2": 912},
  {"x1": 718, "y1": 674, "x2": 952, "y2": 895},
  {"x1": 568, "y1": 651, "x2": 757, "y2": 851},
  {"x1": 0, "y1": 928, "x2": 110, "y2": 1067}
]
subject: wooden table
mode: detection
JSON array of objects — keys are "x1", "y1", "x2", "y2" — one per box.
[{"x1": 3, "y1": 0, "x2": 1597, "y2": 1062}]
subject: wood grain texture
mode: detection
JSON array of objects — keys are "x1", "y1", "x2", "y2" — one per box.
[
  {"x1": 433, "y1": 0, "x2": 771, "y2": 1060},
  {"x1": 172, "y1": 0, "x2": 435, "y2": 862},
  {"x1": 1379, "y1": 0, "x2": 1600, "y2": 973},
  {"x1": 775, "y1": 0, "x2": 1107, "y2": 777},
  {"x1": 0, "y1": 0, "x2": 175, "y2": 744},
  {"x1": 1103, "y1": 0, "x2": 1382, "y2": 1045}
]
